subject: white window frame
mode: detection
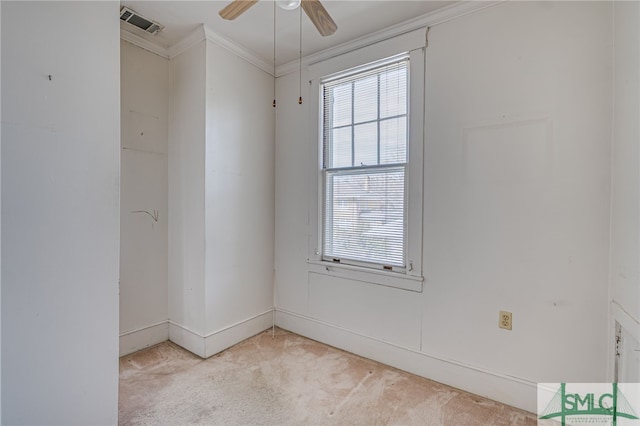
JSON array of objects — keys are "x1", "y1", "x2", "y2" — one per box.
[
  {"x1": 322, "y1": 56, "x2": 409, "y2": 270},
  {"x1": 307, "y1": 29, "x2": 426, "y2": 292}
]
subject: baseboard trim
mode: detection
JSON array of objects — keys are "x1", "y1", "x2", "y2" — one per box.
[
  {"x1": 275, "y1": 309, "x2": 537, "y2": 413},
  {"x1": 168, "y1": 321, "x2": 206, "y2": 357},
  {"x1": 204, "y1": 310, "x2": 274, "y2": 357},
  {"x1": 169, "y1": 309, "x2": 274, "y2": 358},
  {"x1": 119, "y1": 321, "x2": 170, "y2": 357}
]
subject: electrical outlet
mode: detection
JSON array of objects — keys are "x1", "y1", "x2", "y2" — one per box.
[{"x1": 499, "y1": 311, "x2": 512, "y2": 330}]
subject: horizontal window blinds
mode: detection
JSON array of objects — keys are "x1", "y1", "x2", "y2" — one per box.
[
  {"x1": 323, "y1": 59, "x2": 408, "y2": 169},
  {"x1": 322, "y1": 58, "x2": 409, "y2": 268}
]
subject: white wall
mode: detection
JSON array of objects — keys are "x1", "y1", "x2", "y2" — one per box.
[
  {"x1": 275, "y1": 1, "x2": 612, "y2": 412},
  {"x1": 0, "y1": 2, "x2": 3, "y2": 420},
  {"x1": 120, "y1": 40, "x2": 170, "y2": 356},
  {"x1": 421, "y1": 0, "x2": 611, "y2": 382},
  {"x1": 168, "y1": 40, "x2": 207, "y2": 345},
  {"x1": 168, "y1": 29, "x2": 274, "y2": 357},
  {"x1": 1, "y1": 2, "x2": 120, "y2": 424},
  {"x1": 610, "y1": 0, "x2": 640, "y2": 379},
  {"x1": 203, "y1": 41, "x2": 275, "y2": 343}
]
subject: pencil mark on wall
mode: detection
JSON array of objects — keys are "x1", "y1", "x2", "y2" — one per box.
[
  {"x1": 129, "y1": 109, "x2": 160, "y2": 121},
  {"x1": 121, "y1": 146, "x2": 166, "y2": 155},
  {"x1": 131, "y1": 209, "x2": 159, "y2": 228}
]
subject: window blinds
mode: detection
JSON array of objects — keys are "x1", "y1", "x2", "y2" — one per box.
[
  {"x1": 322, "y1": 59, "x2": 408, "y2": 169},
  {"x1": 321, "y1": 58, "x2": 409, "y2": 268}
]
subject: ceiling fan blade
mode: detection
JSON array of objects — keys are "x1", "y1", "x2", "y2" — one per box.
[
  {"x1": 219, "y1": 0, "x2": 259, "y2": 20},
  {"x1": 301, "y1": 0, "x2": 337, "y2": 36}
]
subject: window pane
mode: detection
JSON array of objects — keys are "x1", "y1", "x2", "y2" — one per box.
[
  {"x1": 321, "y1": 57, "x2": 409, "y2": 269},
  {"x1": 380, "y1": 67, "x2": 407, "y2": 118},
  {"x1": 353, "y1": 75, "x2": 378, "y2": 123},
  {"x1": 331, "y1": 83, "x2": 352, "y2": 127},
  {"x1": 354, "y1": 122, "x2": 377, "y2": 166},
  {"x1": 332, "y1": 127, "x2": 352, "y2": 168},
  {"x1": 380, "y1": 117, "x2": 406, "y2": 164},
  {"x1": 324, "y1": 168, "x2": 405, "y2": 266}
]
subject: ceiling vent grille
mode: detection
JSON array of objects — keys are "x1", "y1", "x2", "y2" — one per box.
[{"x1": 120, "y1": 7, "x2": 164, "y2": 35}]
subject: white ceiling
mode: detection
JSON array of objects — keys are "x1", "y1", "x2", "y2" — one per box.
[{"x1": 121, "y1": 1, "x2": 455, "y2": 66}]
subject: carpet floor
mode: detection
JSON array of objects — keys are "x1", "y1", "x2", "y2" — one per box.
[{"x1": 119, "y1": 328, "x2": 537, "y2": 425}]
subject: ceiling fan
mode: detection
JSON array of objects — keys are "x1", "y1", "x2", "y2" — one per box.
[{"x1": 219, "y1": 0, "x2": 337, "y2": 36}]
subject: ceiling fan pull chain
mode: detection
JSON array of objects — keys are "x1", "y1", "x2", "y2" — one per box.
[
  {"x1": 273, "y1": 0, "x2": 277, "y2": 108},
  {"x1": 298, "y1": 5, "x2": 303, "y2": 105}
]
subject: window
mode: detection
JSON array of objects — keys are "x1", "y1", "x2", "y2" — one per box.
[
  {"x1": 307, "y1": 30, "x2": 425, "y2": 289},
  {"x1": 321, "y1": 58, "x2": 409, "y2": 270}
]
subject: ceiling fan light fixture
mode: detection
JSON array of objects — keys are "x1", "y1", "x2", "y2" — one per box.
[
  {"x1": 220, "y1": 0, "x2": 337, "y2": 37},
  {"x1": 277, "y1": 0, "x2": 301, "y2": 11}
]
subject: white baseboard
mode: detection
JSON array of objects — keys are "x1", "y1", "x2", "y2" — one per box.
[
  {"x1": 169, "y1": 309, "x2": 274, "y2": 359},
  {"x1": 276, "y1": 309, "x2": 537, "y2": 413},
  {"x1": 168, "y1": 321, "x2": 207, "y2": 358},
  {"x1": 204, "y1": 310, "x2": 274, "y2": 357},
  {"x1": 119, "y1": 321, "x2": 170, "y2": 357}
]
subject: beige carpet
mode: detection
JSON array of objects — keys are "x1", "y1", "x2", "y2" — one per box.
[{"x1": 119, "y1": 328, "x2": 537, "y2": 425}]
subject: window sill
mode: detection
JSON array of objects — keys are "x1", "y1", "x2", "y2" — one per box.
[{"x1": 307, "y1": 260, "x2": 424, "y2": 293}]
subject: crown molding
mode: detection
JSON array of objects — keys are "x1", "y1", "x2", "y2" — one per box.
[
  {"x1": 202, "y1": 26, "x2": 274, "y2": 76},
  {"x1": 167, "y1": 25, "x2": 274, "y2": 75},
  {"x1": 121, "y1": 1, "x2": 501, "y2": 76},
  {"x1": 122, "y1": 23, "x2": 274, "y2": 76},
  {"x1": 120, "y1": 27, "x2": 170, "y2": 59},
  {"x1": 166, "y1": 25, "x2": 207, "y2": 59},
  {"x1": 276, "y1": 0, "x2": 504, "y2": 77}
]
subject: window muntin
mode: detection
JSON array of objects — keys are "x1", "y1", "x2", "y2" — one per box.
[{"x1": 321, "y1": 58, "x2": 409, "y2": 269}]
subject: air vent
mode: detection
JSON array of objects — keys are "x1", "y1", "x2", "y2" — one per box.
[{"x1": 120, "y1": 7, "x2": 164, "y2": 35}]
